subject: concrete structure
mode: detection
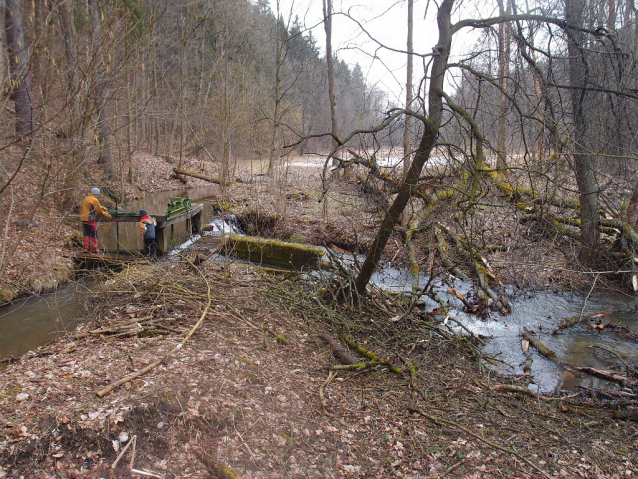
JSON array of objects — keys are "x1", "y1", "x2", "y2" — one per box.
[{"x1": 73, "y1": 203, "x2": 204, "y2": 255}]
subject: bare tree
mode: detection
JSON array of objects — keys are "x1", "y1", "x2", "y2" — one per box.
[
  {"x1": 323, "y1": 0, "x2": 340, "y2": 165},
  {"x1": 565, "y1": 0, "x2": 599, "y2": 260},
  {"x1": 355, "y1": 0, "x2": 455, "y2": 294},
  {"x1": 267, "y1": 0, "x2": 288, "y2": 177},
  {"x1": 403, "y1": 0, "x2": 414, "y2": 177},
  {"x1": 496, "y1": 0, "x2": 511, "y2": 168},
  {"x1": 5, "y1": 0, "x2": 34, "y2": 139},
  {"x1": 90, "y1": 0, "x2": 113, "y2": 179}
]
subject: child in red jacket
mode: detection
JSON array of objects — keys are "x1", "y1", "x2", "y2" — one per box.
[{"x1": 139, "y1": 209, "x2": 158, "y2": 260}]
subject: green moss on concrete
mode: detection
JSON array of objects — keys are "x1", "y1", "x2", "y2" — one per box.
[{"x1": 225, "y1": 234, "x2": 325, "y2": 269}]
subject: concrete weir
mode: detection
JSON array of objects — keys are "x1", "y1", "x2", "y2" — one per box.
[
  {"x1": 225, "y1": 234, "x2": 328, "y2": 270},
  {"x1": 73, "y1": 203, "x2": 204, "y2": 260}
]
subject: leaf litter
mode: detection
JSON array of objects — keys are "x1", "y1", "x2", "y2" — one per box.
[
  {"x1": 0, "y1": 257, "x2": 636, "y2": 478},
  {"x1": 1, "y1": 155, "x2": 637, "y2": 478}
]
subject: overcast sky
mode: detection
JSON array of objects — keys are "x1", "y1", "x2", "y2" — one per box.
[
  {"x1": 274, "y1": 0, "x2": 440, "y2": 102},
  {"x1": 273, "y1": 0, "x2": 492, "y2": 102}
]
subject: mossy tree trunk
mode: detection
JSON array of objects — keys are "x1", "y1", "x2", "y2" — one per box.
[{"x1": 354, "y1": 0, "x2": 454, "y2": 295}]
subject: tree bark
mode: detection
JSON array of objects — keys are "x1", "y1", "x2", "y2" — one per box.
[
  {"x1": 354, "y1": 0, "x2": 454, "y2": 295},
  {"x1": 496, "y1": 0, "x2": 511, "y2": 168},
  {"x1": 5, "y1": 0, "x2": 34, "y2": 139},
  {"x1": 565, "y1": 0, "x2": 599, "y2": 260},
  {"x1": 59, "y1": 0, "x2": 85, "y2": 209},
  {"x1": 0, "y1": 0, "x2": 7, "y2": 88},
  {"x1": 323, "y1": 0, "x2": 340, "y2": 165},
  {"x1": 173, "y1": 168, "x2": 231, "y2": 185},
  {"x1": 90, "y1": 0, "x2": 114, "y2": 179},
  {"x1": 0, "y1": 0, "x2": 6, "y2": 231},
  {"x1": 267, "y1": 1, "x2": 284, "y2": 177},
  {"x1": 403, "y1": 0, "x2": 414, "y2": 177},
  {"x1": 627, "y1": 181, "x2": 638, "y2": 227}
]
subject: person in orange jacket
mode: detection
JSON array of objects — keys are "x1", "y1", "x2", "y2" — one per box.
[
  {"x1": 139, "y1": 209, "x2": 158, "y2": 260},
  {"x1": 80, "y1": 187, "x2": 111, "y2": 253}
]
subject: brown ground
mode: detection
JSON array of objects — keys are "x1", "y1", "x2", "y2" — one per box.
[{"x1": 1, "y1": 152, "x2": 637, "y2": 478}]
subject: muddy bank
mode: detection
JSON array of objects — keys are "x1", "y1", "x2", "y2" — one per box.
[{"x1": 1, "y1": 260, "x2": 636, "y2": 478}]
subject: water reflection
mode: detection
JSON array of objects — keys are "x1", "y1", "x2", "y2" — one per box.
[
  {"x1": 371, "y1": 266, "x2": 638, "y2": 393},
  {"x1": 1, "y1": 185, "x2": 221, "y2": 362},
  {"x1": 0, "y1": 283, "x2": 84, "y2": 360}
]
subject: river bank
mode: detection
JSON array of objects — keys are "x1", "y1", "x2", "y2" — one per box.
[
  {"x1": 0, "y1": 152, "x2": 219, "y2": 305},
  {"x1": 1, "y1": 151, "x2": 637, "y2": 477},
  {"x1": 1, "y1": 260, "x2": 637, "y2": 478}
]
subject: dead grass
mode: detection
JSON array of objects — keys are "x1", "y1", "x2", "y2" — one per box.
[
  {"x1": 1, "y1": 260, "x2": 636, "y2": 478},
  {"x1": 1, "y1": 151, "x2": 637, "y2": 478}
]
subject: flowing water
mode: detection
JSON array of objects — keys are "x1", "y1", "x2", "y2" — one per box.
[
  {"x1": 2, "y1": 183, "x2": 637, "y2": 394},
  {"x1": 373, "y1": 266, "x2": 638, "y2": 393},
  {"x1": 0, "y1": 283, "x2": 84, "y2": 360}
]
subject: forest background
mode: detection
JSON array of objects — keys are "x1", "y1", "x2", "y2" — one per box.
[
  {"x1": 1, "y1": 0, "x2": 638, "y2": 299},
  {"x1": 1, "y1": 0, "x2": 638, "y2": 477}
]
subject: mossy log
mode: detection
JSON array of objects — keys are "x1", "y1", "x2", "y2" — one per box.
[
  {"x1": 433, "y1": 225, "x2": 470, "y2": 281},
  {"x1": 496, "y1": 181, "x2": 578, "y2": 208},
  {"x1": 600, "y1": 218, "x2": 638, "y2": 246},
  {"x1": 263, "y1": 326, "x2": 288, "y2": 344},
  {"x1": 492, "y1": 384, "x2": 544, "y2": 397},
  {"x1": 347, "y1": 149, "x2": 397, "y2": 184},
  {"x1": 522, "y1": 327, "x2": 564, "y2": 366},
  {"x1": 339, "y1": 333, "x2": 403, "y2": 374},
  {"x1": 404, "y1": 216, "x2": 423, "y2": 293},
  {"x1": 196, "y1": 449, "x2": 243, "y2": 479},
  {"x1": 523, "y1": 351, "x2": 533, "y2": 374},
  {"x1": 173, "y1": 168, "x2": 232, "y2": 186},
  {"x1": 225, "y1": 234, "x2": 328, "y2": 270},
  {"x1": 576, "y1": 367, "x2": 638, "y2": 385},
  {"x1": 319, "y1": 333, "x2": 358, "y2": 365},
  {"x1": 556, "y1": 311, "x2": 615, "y2": 330}
]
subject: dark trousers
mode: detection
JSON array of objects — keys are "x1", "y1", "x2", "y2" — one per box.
[
  {"x1": 144, "y1": 237, "x2": 158, "y2": 260},
  {"x1": 82, "y1": 221, "x2": 99, "y2": 252}
]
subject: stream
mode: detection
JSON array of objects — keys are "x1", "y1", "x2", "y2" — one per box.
[
  {"x1": 2, "y1": 183, "x2": 637, "y2": 394},
  {"x1": 0, "y1": 185, "x2": 222, "y2": 361},
  {"x1": 372, "y1": 267, "x2": 638, "y2": 393}
]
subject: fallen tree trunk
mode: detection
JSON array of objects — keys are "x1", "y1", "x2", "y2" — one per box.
[
  {"x1": 339, "y1": 333, "x2": 403, "y2": 374},
  {"x1": 576, "y1": 367, "x2": 638, "y2": 385},
  {"x1": 319, "y1": 333, "x2": 358, "y2": 365},
  {"x1": 556, "y1": 311, "x2": 616, "y2": 330},
  {"x1": 522, "y1": 327, "x2": 561, "y2": 364},
  {"x1": 173, "y1": 168, "x2": 232, "y2": 186},
  {"x1": 225, "y1": 234, "x2": 328, "y2": 270},
  {"x1": 434, "y1": 225, "x2": 470, "y2": 281}
]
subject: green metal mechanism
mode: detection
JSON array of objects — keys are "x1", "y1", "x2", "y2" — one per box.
[
  {"x1": 166, "y1": 196, "x2": 192, "y2": 217},
  {"x1": 108, "y1": 209, "x2": 139, "y2": 216}
]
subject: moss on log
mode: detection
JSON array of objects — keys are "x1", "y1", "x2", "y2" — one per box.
[
  {"x1": 339, "y1": 333, "x2": 403, "y2": 375},
  {"x1": 523, "y1": 327, "x2": 563, "y2": 365},
  {"x1": 225, "y1": 234, "x2": 327, "y2": 269}
]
